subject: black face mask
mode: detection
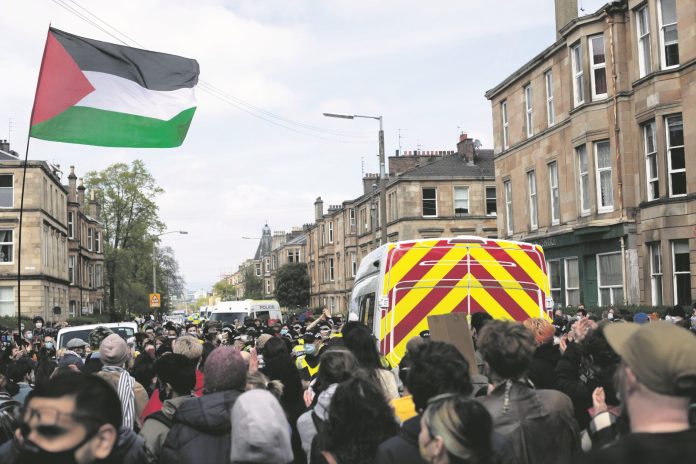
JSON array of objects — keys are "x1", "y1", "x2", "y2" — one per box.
[{"x1": 17, "y1": 431, "x2": 95, "y2": 464}]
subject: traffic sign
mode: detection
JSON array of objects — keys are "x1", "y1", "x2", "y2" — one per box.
[{"x1": 149, "y1": 293, "x2": 161, "y2": 308}]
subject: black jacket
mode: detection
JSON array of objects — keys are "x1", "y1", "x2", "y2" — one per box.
[
  {"x1": 528, "y1": 343, "x2": 561, "y2": 390},
  {"x1": 160, "y1": 389, "x2": 242, "y2": 464},
  {"x1": 374, "y1": 415, "x2": 424, "y2": 464},
  {"x1": 0, "y1": 427, "x2": 146, "y2": 464}
]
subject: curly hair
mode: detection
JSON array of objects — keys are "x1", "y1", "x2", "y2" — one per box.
[
  {"x1": 478, "y1": 320, "x2": 535, "y2": 380},
  {"x1": 406, "y1": 341, "x2": 473, "y2": 413},
  {"x1": 522, "y1": 318, "x2": 555, "y2": 345},
  {"x1": 325, "y1": 370, "x2": 399, "y2": 464}
]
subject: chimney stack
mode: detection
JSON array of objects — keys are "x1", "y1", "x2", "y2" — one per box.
[
  {"x1": 314, "y1": 197, "x2": 324, "y2": 221},
  {"x1": 456, "y1": 132, "x2": 475, "y2": 166},
  {"x1": 77, "y1": 178, "x2": 85, "y2": 207},
  {"x1": 68, "y1": 166, "x2": 77, "y2": 203},
  {"x1": 555, "y1": 0, "x2": 578, "y2": 39},
  {"x1": 0, "y1": 140, "x2": 9, "y2": 153}
]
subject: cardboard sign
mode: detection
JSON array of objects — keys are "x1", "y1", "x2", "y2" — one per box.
[{"x1": 427, "y1": 313, "x2": 479, "y2": 376}]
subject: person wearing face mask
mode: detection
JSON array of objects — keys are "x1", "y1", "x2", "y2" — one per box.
[
  {"x1": 297, "y1": 332, "x2": 323, "y2": 382},
  {"x1": 7, "y1": 356, "x2": 34, "y2": 404},
  {"x1": 140, "y1": 354, "x2": 195, "y2": 464},
  {"x1": 0, "y1": 372, "x2": 144, "y2": 464},
  {"x1": 418, "y1": 394, "x2": 498, "y2": 464}
]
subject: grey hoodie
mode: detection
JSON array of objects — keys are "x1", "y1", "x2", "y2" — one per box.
[
  {"x1": 296, "y1": 383, "x2": 337, "y2": 463},
  {"x1": 230, "y1": 389, "x2": 293, "y2": 463}
]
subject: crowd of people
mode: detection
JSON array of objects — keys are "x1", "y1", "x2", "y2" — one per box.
[{"x1": 0, "y1": 303, "x2": 693, "y2": 464}]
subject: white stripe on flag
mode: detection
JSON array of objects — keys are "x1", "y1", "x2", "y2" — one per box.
[{"x1": 76, "y1": 71, "x2": 196, "y2": 121}]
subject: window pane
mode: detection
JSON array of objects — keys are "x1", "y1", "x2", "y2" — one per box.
[
  {"x1": 594, "y1": 69, "x2": 607, "y2": 95},
  {"x1": 548, "y1": 260, "x2": 561, "y2": 289},
  {"x1": 671, "y1": 172, "x2": 686, "y2": 195},
  {"x1": 670, "y1": 147, "x2": 685, "y2": 170},
  {"x1": 665, "y1": 43, "x2": 679, "y2": 67},
  {"x1": 566, "y1": 259, "x2": 579, "y2": 286},
  {"x1": 674, "y1": 242, "x2": 690, "y2": 272},
  {"x1": 667, "y1": 117, "x2": 684, "y2": 146},
  {"x1": 600, "y1": 171, "x2": 613, "y2": 206},
  {"x1": 567, "y1": 289, "x2": 580, "y2": 307},
  {"x1": 599, "y1": 253, "x2": 622, "y2": 286},
  {"x1": 596, "y1": 142, "x2": 610, "y2": 168},
  {"x1": 0, "y1": 176, "x2": 12, "y2": 188},
  {"x1": 0, "y1": 189, "x2": 12, "y2": 208},
  {"x1": 613, "y1": 288, "x2": 624, "y2": 305},
  {"x1": 600, "y1": 288, "x2": 611, "y2": 304},
  {"x1": 592, "y1": 36, "x2": 605, "y2": 64},
  {"x1": 661, "y1": 0, "x2": 676, "y2": 24}
]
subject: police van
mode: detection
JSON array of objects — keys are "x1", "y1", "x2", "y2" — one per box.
[
  {"x1": 349, "y1": 236, "x2": 553, "y2": 366},
  {"x1": 209, "y1": 299, "x2": 282, "y2": 325}
]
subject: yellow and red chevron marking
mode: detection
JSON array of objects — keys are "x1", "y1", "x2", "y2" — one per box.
[{"x1": 379, "y1": 239, "x2": 549, "y2": 365}]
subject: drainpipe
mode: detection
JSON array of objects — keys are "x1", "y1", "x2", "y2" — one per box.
[{"x1": 609, "y1": 12, "x2": 627, "y2": 306}]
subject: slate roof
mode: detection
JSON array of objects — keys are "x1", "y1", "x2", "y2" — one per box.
[{"x1": 396, "y1": 150, "x2": 494, "y2": 180}]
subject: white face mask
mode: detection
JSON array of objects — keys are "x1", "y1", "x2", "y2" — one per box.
[
  {"x1": 607, "y1": 313, "x2": 614, "y2": 320},
  {"x1": 35, "y1": 322, "x2": 43, "y2": 329}
]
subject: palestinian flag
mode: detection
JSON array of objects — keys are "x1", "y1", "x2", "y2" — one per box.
[{"x1": 30, "y1": 28, "x2": 199, "y2": 148}]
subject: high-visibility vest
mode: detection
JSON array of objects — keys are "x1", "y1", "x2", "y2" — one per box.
[{"x1": 297, "y1": 356, "x2": 320, "y2": 378}]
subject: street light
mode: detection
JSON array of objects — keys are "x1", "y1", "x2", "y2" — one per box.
[
  {"x1": 153, "y1": 230, "x2": 188, "y2": 294},
  {"x1": 323, "y1": 113, "x2": 387, "y2": 246}
]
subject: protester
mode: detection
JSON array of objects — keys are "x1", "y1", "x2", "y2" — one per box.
[
  {"x1": 476, "y1": 320, "x2": 580, "y2": 464},
  {"x1": 6, "y1": 356, "x2": 33, "y2": 404},
  {"x1": 65, "y1": 337, "x2": 89, "y2": 358},
  {"x1": 262, "y1": 336, "x2": 307, "y2": 464},
  {"x1": 245, "y1": 370, "x2": 284, "y2": 400},
  {"x1": 314, "y1": 370, "x2": 398, "y2": 464},
  {"x1": 297, "y1": 349, "x2": 358, "y2": 462},
  {"x1": 555, "y1": 322, "x2": 620, "y2": 430},
  {"x1": 0, "y1": 373, "x2": 20, "y2": 446},
  {"x1": 160, "y1": 346, "x2": 246, "y2": 464},
  {"x1": 418, "y1": 394, "x2": 498, "y2": 464},
  {"x1": 230, "y1": 389, "x2": 294, "y2": 464},
  {"x1": 522, "y1": 317, "x2": 560, "y2": 390},
  {"x1": 580, "y1": 322, "x2": 696, "y2": 463},
  {"x1": 97, "y1": 334, "x2": 149, "y2": 430},
  {"x1": 0, "y1": 372, "x2": 146, "y2": 464},
  {"x1": 343, "y1": 325, "x2": 399, "y2": 401},
  {"x1": 140, "y1": 354, "x2": 196, "y2": 464},
  {"x1": 375, "y1": 341, "x2": 473, "y2": 464}
]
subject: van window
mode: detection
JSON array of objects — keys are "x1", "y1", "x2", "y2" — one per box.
[
  {"x1": 255, "y1": 311, "x2": 269, "y2": 322},
  {"x1": 210, "y1": 312, "x2": 247, "y2": 324},
  {"x1": 359, "y1": 293, "x2": 376, "y2": 330}
]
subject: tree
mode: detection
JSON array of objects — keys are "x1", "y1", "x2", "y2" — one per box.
[
  {"x1": 213, "y1": 279, "x2": 237, "y2": 301},
  {"x1": 85, "y1": 160, "x2": 183, "y2": 316},
  {"x1": 274, "y1": 263, "x2": 310, "y2": 308},
  {"x1": 244, "y1": 268, "x2": 263, "y2": 300}
]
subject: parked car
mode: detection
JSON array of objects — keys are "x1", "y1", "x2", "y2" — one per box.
[{"x1": 56, "y1": 322, "x2": 138, "y2": 349}]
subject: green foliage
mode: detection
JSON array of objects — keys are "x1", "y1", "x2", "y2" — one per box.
[
  {"x1": 274, "y1": 263, "x2": 310, "y2": 308},
  {"x1": 85, "y1": 161, "x2": 184, "y2": 315},
  {"x1": 244, "y1": 268, "x2": 263, "y2": 300},
  {"x1": 213, "y1": 279, "x2": 237, "y2": 301}
]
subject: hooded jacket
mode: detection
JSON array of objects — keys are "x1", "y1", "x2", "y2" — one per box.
[
  {"x1": 140, "y1": 395, "x2": 192, "y2": 464},
  {"x1": 160, "y1": 389, "x2": 242, "y2": 464},
  {"x1": 477, "y1": 380, "x2": 580, "y2": 464},
  {"x1": 230, "y1": 389, "x2": 293, "y2": 463},
  {"x1": 297, "y1": 384, "x2": 337, "y2": 462}
]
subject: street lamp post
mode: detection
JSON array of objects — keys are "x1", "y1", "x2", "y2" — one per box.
[
  {"x1": 323, "y1": 113, "x2": 388, "y2": 247},
  {"x1": 153, "y1": 231, "x2": 188, "y2": 295}
]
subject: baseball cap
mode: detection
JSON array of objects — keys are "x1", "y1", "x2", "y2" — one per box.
[{"x1": 604, "y1": 321, "x2": 696, "y2": 397}]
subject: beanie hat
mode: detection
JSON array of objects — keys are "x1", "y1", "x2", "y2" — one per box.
[
  {"x1": 100, "y1": 334, "x2": 130, "y2": 366},
  {"x1": 203, "y1": 346, "x2": 246, "y2": 392},
  {"x1": 172, "y1": 335, "x2": 203, "y2": 361},
  {"x1": 633, "y1": 312, "x2": 650, "y2": 324},
  {"x1": 230, "y1": 389, "x2": 292, "y2": 463}
]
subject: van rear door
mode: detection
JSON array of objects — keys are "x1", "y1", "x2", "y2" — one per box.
[{"x1": 378, "y1": 238, "x2": 549, "y2": 366}]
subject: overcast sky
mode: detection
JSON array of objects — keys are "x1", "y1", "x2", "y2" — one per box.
[{"x1": 1, "y1": 0, "x2": 607, "y2": 292}]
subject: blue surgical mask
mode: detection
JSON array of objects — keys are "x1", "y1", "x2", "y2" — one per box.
[
  {"x1": 280, "y1": 329, "x2": 288, "y2": 336},
  {"x1": 304, "y1": 344, "x2": 316, "y2": 355},
  {"x1": 45, "y1": 342, "x2": 54, "y2": 350}
]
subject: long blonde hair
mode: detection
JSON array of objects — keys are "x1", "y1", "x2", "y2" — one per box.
[{"x1": 245, "y1": 370, "x2": 284, "y2": 400}]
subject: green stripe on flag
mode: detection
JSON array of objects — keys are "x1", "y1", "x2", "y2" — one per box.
[{"x1": 30, "y1": 106, "x2": 196, "y2": 148}]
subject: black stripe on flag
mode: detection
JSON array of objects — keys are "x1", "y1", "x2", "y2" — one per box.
[{"x1": 50, "y1": 27, "x2": 199, "y2": 91}]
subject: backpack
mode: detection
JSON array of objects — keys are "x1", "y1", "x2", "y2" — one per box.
[
  {"x1": 145, "y1": 410, "x2": 173, "y2": 429},
  {"x1": 0, "y1": 398, "x2": 21, "y2": 446}
]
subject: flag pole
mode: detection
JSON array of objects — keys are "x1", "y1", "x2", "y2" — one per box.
[{"x1": 17, "y1": 27, "x2": 51, "y2": 336}]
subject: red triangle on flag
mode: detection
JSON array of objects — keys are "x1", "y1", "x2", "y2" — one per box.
[{"x1": 31, "y1": 31, "x2": 95, "y2": 126}]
